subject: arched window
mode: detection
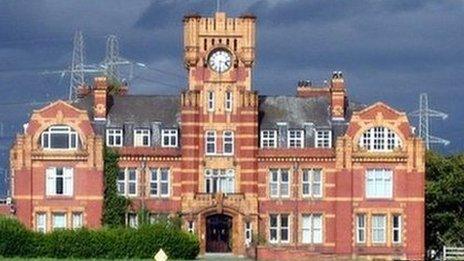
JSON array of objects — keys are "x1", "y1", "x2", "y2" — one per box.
[
  {"x1": 359, "y1": 127, "x2": 401, "y2": 152},
  {"x1": 41, "y1": 125, "x2": 78, "y2": 150}
]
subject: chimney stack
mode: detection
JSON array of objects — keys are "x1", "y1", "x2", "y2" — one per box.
[
  {"x1": 93, "y1": 77, "x2": 109, "y2": 121},
  {"x1": 330, "y1": 71, "x2": 347, "y2": 120}
]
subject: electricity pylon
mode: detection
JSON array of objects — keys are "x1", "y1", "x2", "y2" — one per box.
[
  {"x1": 42, "y1": 30, "x2": 101, "y2": 101},
  {"x1": 409, "y1": 93, "x2": 449, "y2": 150},
  {"x1": 101, "y1": 35, "x2": 145, "y2": 83}
]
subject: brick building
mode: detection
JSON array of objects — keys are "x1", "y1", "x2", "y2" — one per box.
[{"x1": 8, "y1": 12, "x2": 425, "y2": 260}]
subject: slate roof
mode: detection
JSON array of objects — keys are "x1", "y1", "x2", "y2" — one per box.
[
  {"x1": 258, "y1": 96, "x2": 332, "y2": 128},
  {"x1": 74, "y1": 95, "x2": 181, "y2": 127},
  {"x1": 74, "y1": 93, "x2": 365, "y2": 137}
]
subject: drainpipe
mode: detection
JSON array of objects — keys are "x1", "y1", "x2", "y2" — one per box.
[
  {"x1": 141, "y1": 160, "x2": 147, "y2": 211},
  {"x1": 293, "y1": 162, "x2": 300, "y2": 248}
]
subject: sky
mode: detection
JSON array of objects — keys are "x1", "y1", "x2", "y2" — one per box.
[{"x1": 0, "y1": 0, "x2": 463, "y2": 195}]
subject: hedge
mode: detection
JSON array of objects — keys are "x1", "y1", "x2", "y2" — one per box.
[{"x1": 0, "y1": 216, "x2": 199, "y2": 259}]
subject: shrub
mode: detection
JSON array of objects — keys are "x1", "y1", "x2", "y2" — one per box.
[
  {"x1": 0, "y1": 216, "x2": 199, "y2": 259},
  {"x1": 0, "y1": 216, "x2": 37, "y2": 257}
]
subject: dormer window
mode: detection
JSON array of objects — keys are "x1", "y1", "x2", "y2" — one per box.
[
  {"x1": 315, "y1": 130, "x2": 332, "y2": 148},
  {"x1": 360, "y1": 127, "x2": 401, "y2": 152},
  {"x1": 106, "y1": 129, "x2": 123, "y2": 147},
  {"x1": 161, "y1": 129, "x2": 178, "y2": 148},
  {"x1": 261, "y1": 130, "x2": 277, "y2": 148},
  {"x1": 134, "y1": 129, "x2": 150, "y2": 147},
  {"x1": 287, "y1": 130, "x2": 304, "y2": 148},
  {"x1": 41, "y1": 125, "x2": 78, "y2": 150}
]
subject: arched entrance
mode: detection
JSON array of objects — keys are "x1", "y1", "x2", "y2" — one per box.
[{"x1": 206, "y1": 214, "x2": 232, "y2": 253}]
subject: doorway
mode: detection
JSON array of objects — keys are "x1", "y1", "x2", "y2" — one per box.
[{"x1": 206, "y1": 214, "x2": 232, "y2": 253}]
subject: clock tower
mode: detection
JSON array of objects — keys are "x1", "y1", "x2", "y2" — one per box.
[{"x1": 180, "y1": 12, "x2": 259, "y2": 255}]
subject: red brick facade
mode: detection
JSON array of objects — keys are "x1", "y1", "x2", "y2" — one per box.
[{"x1": 7, "y1": 12, "x2": 425, "y2": 260}]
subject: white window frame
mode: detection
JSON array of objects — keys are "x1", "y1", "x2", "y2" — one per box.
[
  {"x1": 117, "y1": 168, "x2": 138, "y2": 197},
  {"x1": 149, "y1": 168, "x2": 170, "y2": 198},
  {"x1": 260, "y1": 130, "x2": 277, "y2": 148},
  {"x1": 366, "y1": 169, "x2": 393, "y2": 199},
  {"x1": 287, "y1": 130, "x2": 304, "y2": 148},
  {"x1": 269, "y1": 214, "x2": 290, "y2": 244},
  {"x1": 161, "y1": 129, "x2": 178, "y2": 148},
  {"x1": 36, "y1": 212, "x2": 47, "y2": 233},
  {"x1": 225, "y1": 91, "x2": 233, "y2": 112},
  {"x1": 356, "y1": 214, "x2": 366, "y2": 244},
  {"x1": 245, "y1": 222, "x2": 252, "y2": 246},
  {"x1": 269, "y1": 169, "x2": 290, "y2": 198},
  {"x1": 46, "y1": 167, "x2": 73, "y2": 196},
  {"x1": 392, "y1": 214, "x2": 402, "y2": 244},
  {"x1": 205, "y1": 130, "x2": 216, "y2": 155},
  {"x1": 301, "y1": 214, "x2": 323, "y2": 244},
  {"x1": 134, "y1": 129, "x2": 151, "y2": 147},
  {"x1": 204, "y1": 169, "x2": 235, "y2": 194},
  {"x1": 301, "y1": 169, "x2": 323, "y2": 198},
  {"x1": 223, "y1": 131, "x2": 234, "y2": 155},
  {"x1": 372, "y1": 214, "x2": 387, "y2": 244},
  {"x1": 127, "y1": 212, "x2": 138, "y2": 228},
  {"x1": 41, "y1": 125, "x2": 78, "y2": 150},
  {"x1": 360, "y1": 127, "x2": 401, "y2": 152},
  {"x1": 52, "y1": 213, "x2": 67, "y2": 230},
  {"x1": 315, "y1": 130, "x2": 332, "y2": 148},
  {"x1": 72, "y1": 212, "x2": 83, "y2": 229},
  {"x1": 207, "y1": 91, "x2": 215, "y2": 112},
  {"x1": 106, "y1": 128, "x2": 123, "y2": 147}
]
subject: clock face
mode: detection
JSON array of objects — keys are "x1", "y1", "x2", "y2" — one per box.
[{"x1": 208, "y1": 49, "x2": 232, "y2": 73}]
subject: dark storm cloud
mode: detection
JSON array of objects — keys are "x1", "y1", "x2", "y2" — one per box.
[{"x1": 0, "y1": 0, "x2": 463, "y2": 195}]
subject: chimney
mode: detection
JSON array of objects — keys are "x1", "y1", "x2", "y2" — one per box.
[
  {"x1": 93, "y1": 77, "x2": 109, "y2": 121},
  {"x1": 296, "y1": 80, "x2": 330, "y2": 98},
  {"x1": 330, "y1": 71, "x2": 347, "y2": 120},
  {"x1": 76, "y1": 84, "x2": 91, "y2": 99}
]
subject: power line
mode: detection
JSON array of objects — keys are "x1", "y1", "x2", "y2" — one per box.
[{"x1": 0, "y1": 100, "x2": 57, "y2": 107}]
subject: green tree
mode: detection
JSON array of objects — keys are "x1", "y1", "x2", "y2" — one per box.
[
  {"x1": 102, "y1": 148, "x2": 128, "y2": 227},
  {"x1": 426, "y1": 151, "x2": 464, "y2": 254}
]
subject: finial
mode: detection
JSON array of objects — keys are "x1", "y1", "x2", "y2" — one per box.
[{"x1": 216, "y1": 0, "x2": 221, "y2": 12}]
